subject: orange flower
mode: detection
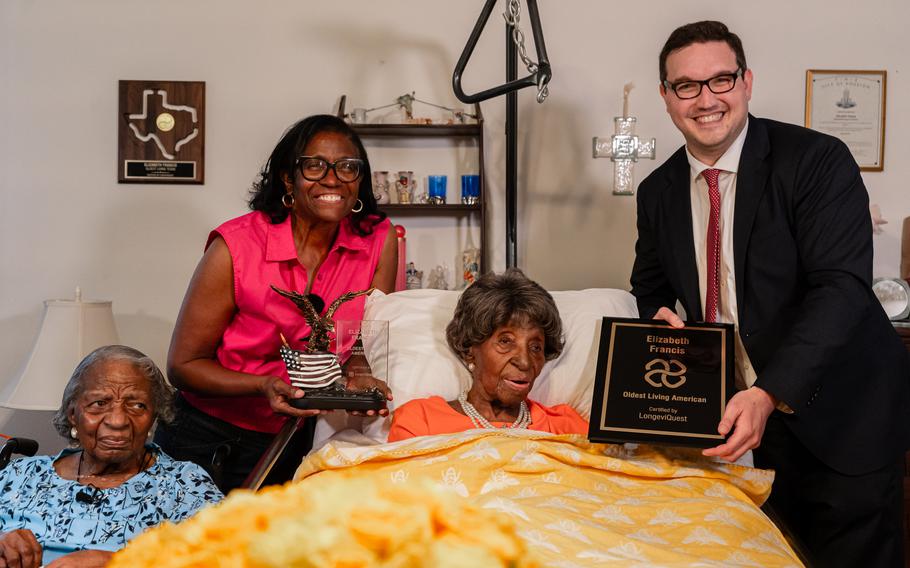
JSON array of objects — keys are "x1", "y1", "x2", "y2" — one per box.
[{"x1": 109, "y1": 476, "x2": 539, "y2": 568}]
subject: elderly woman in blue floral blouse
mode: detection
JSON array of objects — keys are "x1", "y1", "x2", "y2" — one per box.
[{"x1": 0, "y1": 345, "x2": 222, "y2": 568}]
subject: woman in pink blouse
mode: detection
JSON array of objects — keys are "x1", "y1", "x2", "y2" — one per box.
[{"x1": 155, "y1": 115, "x2": 397, "y2": 492}]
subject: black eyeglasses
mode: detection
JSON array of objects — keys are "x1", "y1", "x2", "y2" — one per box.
[
  {"x1": 295, "y1": 156, "x2": 364, "y2": 183},
  {"x1": 663, "y1": 69, "x2": 743, "y2": 100}
]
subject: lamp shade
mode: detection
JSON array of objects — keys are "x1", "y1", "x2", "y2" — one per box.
[{"x1": 0, "y1": 289, "x2": 119, "y2": 411}]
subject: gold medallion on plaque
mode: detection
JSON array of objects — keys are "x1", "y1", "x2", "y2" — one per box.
[{"x1": 155, "y1": 112, "x2": 176, "y2": 132}]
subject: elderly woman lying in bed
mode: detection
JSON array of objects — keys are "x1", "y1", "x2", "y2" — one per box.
[{"x1": 388, "y1": 269, "x2": 587, "y2": 441}]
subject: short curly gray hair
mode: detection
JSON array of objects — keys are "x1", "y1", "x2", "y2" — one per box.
[
  {"x1": 51, "y1": 345, "x2": 175, "y2": 441},
  {"x1": 446, "y1": 268, "x2": 564, "y2": 363}
]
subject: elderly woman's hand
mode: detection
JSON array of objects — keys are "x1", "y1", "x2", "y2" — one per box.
[
  {"x1": 344, "y1": 373, "x2": 392, "y2": 417},
  {"x1": 45, "y1": 549, "x2": 112, "y2": 568},
  {"x1": 0, "y1": 529, "x2": 42, "y2": 568},
  {"x1": 259, "y1": 376, "x2": 324, "y2": 418}
]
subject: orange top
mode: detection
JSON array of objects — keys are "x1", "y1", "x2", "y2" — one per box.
[{"x1": 388, "y1": 396, "x2": 589, "y2": 442}]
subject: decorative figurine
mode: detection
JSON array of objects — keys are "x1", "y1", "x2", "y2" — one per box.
[
  {"x1": 395, "y1": 171, "x2": 416, "y2": 204},
  {"x1": 344, "y1": 92, "x2": 477, "y2": 126},
  {"x1": 412, "y1": 181, "x2": 429, "y2": 204},
  {"x1": 372, "y1": 171, "x2": 391, "y2": 204},
  {"x1": 462, "y1": 247, "x2": 480, "y2": 288},
  {"x1": 427, "y1": 265, "x2": 450, "y2": 290},
  {"x1": 271, "y1": 285, "x2": 386, "y2": 411},
  {"x1": 405, "y1": 262, "x2": 423, "y2": 290},
  {"x1": 396, "y1": 93, "x2": 416, "y2": 121}
]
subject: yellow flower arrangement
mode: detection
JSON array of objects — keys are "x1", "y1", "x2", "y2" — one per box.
[{"x1": 108, "y1": 475, "x2": 539, "y2": 568}]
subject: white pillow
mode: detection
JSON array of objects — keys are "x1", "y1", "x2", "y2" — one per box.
[
  {"x1": 367, "y1": 289, "x2": 467, "y2": 406},
  {"x1": 528, "y1": 289, "x2": 639, "y2": 418},
  {"x1": 314, "y1": 287, "x2": 638, "y2": 447}
]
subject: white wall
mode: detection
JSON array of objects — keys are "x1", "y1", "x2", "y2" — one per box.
[{"x1": 2, "y1": 0, "x2": 907, "y2": 451}]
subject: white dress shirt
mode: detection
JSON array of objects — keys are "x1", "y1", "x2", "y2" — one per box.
[{"x1": 686, "y1": 124, "x2": 758, "y2": 391}]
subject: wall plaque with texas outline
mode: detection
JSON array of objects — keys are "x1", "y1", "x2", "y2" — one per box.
[{"x1": 118, "y1": 80, "x2": 205, "y2": 184}]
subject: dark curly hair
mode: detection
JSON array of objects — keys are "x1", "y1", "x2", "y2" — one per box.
[
  {"x1": 248, "y1": 114, "x2": 385, "y2": 236},
  {"x1": 446, "y1": 268, "x2": 565, "y2": 363},
  {"x1": 659, "y1": 21, "x2": 747, "y2": 83}
]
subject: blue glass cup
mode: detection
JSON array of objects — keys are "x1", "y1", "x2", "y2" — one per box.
[
  {"x1": 461, "y1": 174, "x2": 480, "y2": 205},
  {"x1": 427, "y1": 175, "x2": 447, "y2": 205}
]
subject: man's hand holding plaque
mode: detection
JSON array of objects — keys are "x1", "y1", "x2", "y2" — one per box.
[
  {"x1": 272, "y1": 285, "x2": 390, "y2": 413},
  {"x1": 651, "y1": 306, "x2": 777, "y2": 462},
  {"x1": 701, "y1": 381, "x2": 776, "y2": 462}
]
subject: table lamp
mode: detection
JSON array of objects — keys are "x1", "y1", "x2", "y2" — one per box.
[{"x1": 0, "y1": 288, "x2": 119, "y2": 410}]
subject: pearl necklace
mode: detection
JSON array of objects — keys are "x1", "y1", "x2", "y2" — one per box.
[{"x1": 457, "y1": 392, "x2": 531, "y2": 430}]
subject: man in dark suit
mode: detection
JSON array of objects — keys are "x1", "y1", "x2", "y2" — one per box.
[{"x1": 631, "y1": 20, "x2": 910, "y2": 567}]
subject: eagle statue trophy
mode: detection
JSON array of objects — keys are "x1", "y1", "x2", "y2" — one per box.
[{"x1": 271, "y1": 285, "x2": 385, "y2": 410}]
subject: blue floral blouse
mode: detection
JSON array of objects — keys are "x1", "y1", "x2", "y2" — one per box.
[{"x1": 0, "y1": 444, "x2": 223, "y2": 563}]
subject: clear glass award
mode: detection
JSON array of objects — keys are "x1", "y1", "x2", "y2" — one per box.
[{"x1": 334, "y1": 320, "x2": 389, "y2": 383}]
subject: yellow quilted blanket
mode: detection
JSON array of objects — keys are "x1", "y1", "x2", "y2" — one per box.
[{"x1": 295, "y1": 430, "x2": 803, "y2": 567}]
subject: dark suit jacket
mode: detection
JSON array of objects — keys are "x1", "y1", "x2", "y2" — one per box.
[{"x1": 631, "y1": 115, "x2": 910, "y2": 475}]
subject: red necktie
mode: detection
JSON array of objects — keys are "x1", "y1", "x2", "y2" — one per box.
[{"x1": 702, "y1": 168, "x2": 721, "y2": 323}]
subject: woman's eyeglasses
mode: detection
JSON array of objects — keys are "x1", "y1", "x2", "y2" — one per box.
[
  {"x1": 663, "y1": 69, "x2": 743, "y2": 100},
  {"x1": 295, "y1": 156, "x2": 364, "y2": 183}
]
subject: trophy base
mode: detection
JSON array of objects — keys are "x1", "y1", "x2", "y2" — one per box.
[{"x1": 288, "y1": 384, "x2": 387, "y2": 411}]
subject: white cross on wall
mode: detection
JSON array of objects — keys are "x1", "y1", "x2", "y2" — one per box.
[{"x1": 592, "y1": 83, "x2": 656, "y2": 195}]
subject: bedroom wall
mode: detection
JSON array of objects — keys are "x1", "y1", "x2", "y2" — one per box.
[{"x1": 2, "y1": 0, "x2": 907, "y2": 451}]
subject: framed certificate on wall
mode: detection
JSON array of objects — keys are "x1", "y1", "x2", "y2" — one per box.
[{"x1": 805, "y1": 70, "x2": 886, "y2": 171}]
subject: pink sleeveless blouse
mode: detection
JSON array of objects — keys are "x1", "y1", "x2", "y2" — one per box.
[{"x1": 182, "y1": 211, "x2": 391, "y2": 433}]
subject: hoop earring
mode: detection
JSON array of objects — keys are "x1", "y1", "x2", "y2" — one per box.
[
  {"x1": 70, "y1": 427, "x2": 78, "y2": 439},
  {"x1": 282, "y1": 192, "x2": 295, "y2": 208},
  {"x1": 351, "y1": 199, "x2": 363, "y2": 213}
]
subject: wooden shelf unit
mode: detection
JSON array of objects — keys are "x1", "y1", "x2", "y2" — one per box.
[{"x1": 339, "y1": 95, "x2": 487, "y2": 275}]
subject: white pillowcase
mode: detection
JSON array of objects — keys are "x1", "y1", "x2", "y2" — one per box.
[{"x1": 314, "y1": 287, "x2": 638, "y2": 446}]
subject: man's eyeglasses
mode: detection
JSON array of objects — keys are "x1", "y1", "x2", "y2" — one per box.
[
  {"x1": 296, "y1": 156, "x2": 364, "y2": 183},
  {"x1": 663, "y1": 69, "x2": 743, "y2": 100}
]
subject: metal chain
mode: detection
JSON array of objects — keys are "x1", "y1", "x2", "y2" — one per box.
[
  {"x1": 503, "y1": 0, "x2": 537, "y2": 74},
  {"x1": 502, "y1": 0, "x2": 549, "y2": 102}
]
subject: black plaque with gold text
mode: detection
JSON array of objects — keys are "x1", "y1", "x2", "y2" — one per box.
[
  {"x1": 588, "y1": 317, "x2": 734, "y2": 448},
  {"x1": 118, "y1": 80, "x2": 205, "y2": 184}
]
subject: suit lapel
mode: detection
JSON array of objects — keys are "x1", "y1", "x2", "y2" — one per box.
[
  {"x1": 662, "y1": 149, "x2": 703, "y2": 321},
  {"x1": 733, "y1": 116, "x2": 771, "y2": 315}
]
